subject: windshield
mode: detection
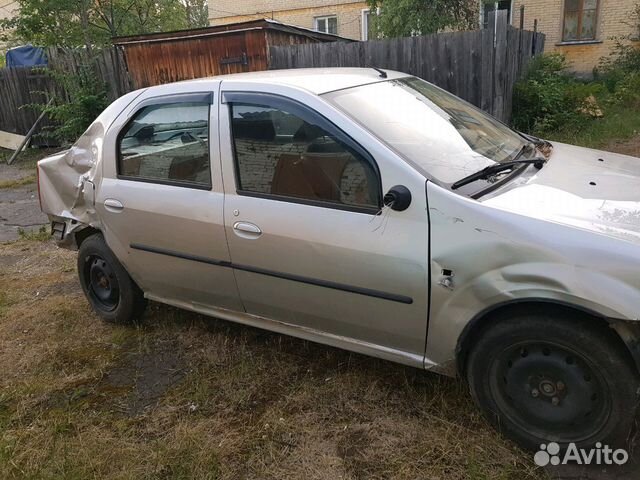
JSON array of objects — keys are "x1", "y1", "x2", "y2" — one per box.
[{"x1": 324, "y1": 77, "x2": 528, "y2": 184}]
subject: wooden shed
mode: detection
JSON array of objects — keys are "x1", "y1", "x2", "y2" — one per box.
[{"x1": 113, "y1": 19, "x2": 350, "y2": 88}]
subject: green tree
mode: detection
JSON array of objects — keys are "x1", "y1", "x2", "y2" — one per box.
[
  {"x1": 184, "y1": 0, "x2": 209, "y2": 28},
  {"x1": 0, "y1": 0, "x2": 206, "y2": 49},
  {"x1": 366, "y1": 0, "x2": 478, "y2": 38}
]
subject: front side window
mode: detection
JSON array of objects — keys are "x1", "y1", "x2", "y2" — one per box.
[
  {"x1": 315, "y1": 15, "x2": 338, "y2": 35},
  {"x1": 118, "y1": 101, "x2": 211, "y2": 187},
  {"x1": 229, "y1": 99, "x2": 380, "y2": 210},
  {"x1": 324, "y1": 77, "x2": 528, "y2": 185},
  {"x1": 563, "y1": 0, "x2": 598, "y2": 42}
]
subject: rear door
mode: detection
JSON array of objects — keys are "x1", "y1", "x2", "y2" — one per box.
[
  {"x1": 97, "y1": 87, "x2": 242, "y2": 311},
  {"x1": 218, "y1": 84, "x2": 430, "y2": 363}
]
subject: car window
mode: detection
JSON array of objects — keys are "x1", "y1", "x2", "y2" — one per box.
[
  {"x1": 324, "y1": 77, "x2": 528, "y2": 185},
  {"x1": 230, "y1": 101, "x2": 380, "y2": 210},
  {"x1": 118, "y1": 101, "x2": 211, "y2": 187}
]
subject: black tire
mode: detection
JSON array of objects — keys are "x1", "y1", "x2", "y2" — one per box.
[
  {"x1": 77, "y1": 234, "x2": 147, "y2": 323},
  {"x1": 466, "y1": 313, "x2": 639, "y2": 451}
]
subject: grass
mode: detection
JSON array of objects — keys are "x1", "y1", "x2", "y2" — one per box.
[
  {"x1": 545, "y1": 101, "x2": 640, "y2": 150},
  {"x1": 0, "y1": 238, "x2": 546, "y2": 480},
  {"x1": 0, "y1": 175, "x2": 36, "y2": 189},
  {"x1": 17, "y1": 226, "x2": 50, "y2": 241},
  {"x1": 0, "y1": 146, "x2": 61, "y2": 171}
]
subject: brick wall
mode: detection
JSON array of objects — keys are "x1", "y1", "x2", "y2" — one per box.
[
  {"x1": 209, "y1": 0, "x2": 369, "y2": 40},
  {"x1": 512, "y1": 0, "x2": 639, "y2": 73},
  {"x1": 210, "y1": 0, "x2": 638, "y2": 71},
  {"x1": 0, "y1": 0, "x2": 18, "y2": 52}
]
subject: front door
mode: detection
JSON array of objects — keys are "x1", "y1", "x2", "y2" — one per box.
[
  {"x1": 97, "y1": 91, "x2": 242, "y2": 312},
  {"x1": 219, "y1": 89, "x2": 430, "y2": 361}
]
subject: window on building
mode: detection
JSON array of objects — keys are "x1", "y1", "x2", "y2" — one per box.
[
  {"x1": 315, "y1": 15, "x2": 338, "y2": 35},
  {"x1": 362, "y1": 8, "x2": 381, "y2": 40},
  {"x1": 118, "y1": 101, "x2": 211, "y2": 187},
  {"x1": 481, "y1": 1, "x2": 512, "y2": 29},
  {"x1": 229, "y1": 100, "x2": 381, "y2": 210},
  {"x1": 563, "y1": 0, "x2": 598, "y2": 42}
]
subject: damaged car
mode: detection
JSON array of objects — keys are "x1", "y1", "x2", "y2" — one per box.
[{"x1": 38, "y1": 68, "x2": 640, "y2": 450}]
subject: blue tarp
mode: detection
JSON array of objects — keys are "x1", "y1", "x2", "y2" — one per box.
[{"x1": 6, "y1": 45, "x2": 48, "y2": 67}]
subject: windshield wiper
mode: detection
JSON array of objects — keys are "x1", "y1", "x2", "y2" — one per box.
[
  {"x1": 519, "y1": 131, "x2": 553, "y2": 149},
  {"x1": 451, "y1": 157, "x2": 546, "y2": 190},
  {"x1": 511, "y1": 142, "x2": 535, "y2": 162}
]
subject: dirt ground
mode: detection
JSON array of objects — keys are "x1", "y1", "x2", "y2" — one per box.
[
  {"x1": 604, "y1": 135, "x2": 640, "y2": 158},
  {"x1": 2, "y1": 139, "x2": 640, "y2": 479},
  {"x1": 0, "y1": 151, "x2": 53, "y2": 242}
]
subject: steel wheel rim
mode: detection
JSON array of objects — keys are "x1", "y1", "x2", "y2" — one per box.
[
  {"x1": 85, "y1": 255, "x2": 119, "y2": 311},
  {"x1": 489, "y1": 340, "x2": 611, "y2": 443}
]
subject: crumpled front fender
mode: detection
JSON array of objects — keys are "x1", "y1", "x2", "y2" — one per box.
[{"x1": 425, "y1": 182, "x2": 640, "y2": 373}]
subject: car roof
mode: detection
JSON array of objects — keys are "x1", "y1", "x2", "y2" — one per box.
[{"x1": 177, "y1": 67, "x2": 410, "y2": 95}]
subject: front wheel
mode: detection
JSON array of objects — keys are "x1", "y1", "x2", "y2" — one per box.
[
  {"x1": 77, "y1": 234, "x2": 147, "y2": 323},
  {"x1": 466, "y1": 313, "x2": 639, "y2": 450}
]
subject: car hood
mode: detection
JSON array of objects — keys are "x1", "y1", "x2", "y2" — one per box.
[{"x1": 483, "y1": 142, "x2": 640, "y2": 244}]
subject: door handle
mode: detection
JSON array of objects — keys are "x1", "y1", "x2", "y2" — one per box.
[
  {"x1": 104, "y1": 198, "x2": 124, "y2": 212},
  {"x1": 233, "y1": 221, "x2": 262, "y2": 238}
]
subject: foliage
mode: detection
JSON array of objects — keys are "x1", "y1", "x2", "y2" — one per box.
[
  {"x1": 17, "y1": 226, "x2": 50, "y2": 241},
  {"x1": 36, "y1": 65, "x2": 109, "y2": 144},
  {"x1": 184, "y1": 0, "x2": 209, "y2": 28},
  {"x1": 0, "y1": 0, "x2": 207, "y2": 49},
  {"x1": 594, "y1": 3, "x2": 640, "y2": 93},
  {"x1": 513, "y1": 7, "x2": 640, "y2": 144},
  {"x1": 512, "y1": 54, "x2": 598, "y2": 134},
  {"x1": 366, "y1": 0, "x2": 477, "y2": 38}
]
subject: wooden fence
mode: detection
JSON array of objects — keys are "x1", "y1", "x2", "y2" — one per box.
[
  {"x1": 269, "y1": 11, "x2": 545, "y2": 123},
  {"x1": 0, "y1": 47, "x2": 131, "y2": 141},
  {"x1": 0, "y1": 11, "x2": 543, "y2": 141}
]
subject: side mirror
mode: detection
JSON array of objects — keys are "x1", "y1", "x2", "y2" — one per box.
[{"x1": 383, "y1": 185, "x2": 412, "y2": 211}]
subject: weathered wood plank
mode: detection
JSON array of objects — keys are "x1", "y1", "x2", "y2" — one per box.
[
  {"x1": 268, "y1": 19, "x2": 544, "y2": 122},
  {"x1": 0, "y1": 130, "x2": 26, "y2": 150}
]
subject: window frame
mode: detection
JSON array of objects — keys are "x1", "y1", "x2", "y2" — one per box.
[
  {"x1": 314, "y1": 14, "x2": 338, "y2": 35},
  {"x1": 362, "y1": 9, "x2": 370, "y2": 41},
  {"x1": 223, "y1": 91, "x2": 384, "y2": 215},
  {"x1": 562, "y1": 0, "x2": 599, "y2": 42},
  {"x1": 116, "y1": 92, "x2": 214, "y2": 191}
]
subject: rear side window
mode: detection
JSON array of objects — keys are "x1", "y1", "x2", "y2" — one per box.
[
  {"x1": 229, "y1": 100, "x2": 381, "y2": 211},
  {"x1": 118, "y1": 101, "x2": 211, "y2": 188}
]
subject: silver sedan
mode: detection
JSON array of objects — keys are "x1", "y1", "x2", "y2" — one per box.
[{"x1": 38, "y1": 68, "x2": 640, "y2": 450}]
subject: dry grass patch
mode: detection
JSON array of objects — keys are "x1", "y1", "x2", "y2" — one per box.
[
  {"x1": 0, "y1": 175, "x2": 36, "y2": 189},
  {"x1": 0, "y1": 239, "x2": 545, "y2": 479}
]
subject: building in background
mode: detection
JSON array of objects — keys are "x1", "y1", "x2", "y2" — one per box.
[
  {"x1": 0, "y1": 0, "x2": 18, "y2": 55},
  {"x1": 209, "y1": 1, "x2": 376, "y2": 40},
  {"x1": 482, "y1": 0, "x2": 639, "y2": 73},
  {"x1": 209, "y1": 1, "x2": 638, "y2": 73},
  {"x1": 0, "y1": 0, "x2": 16, "y2": 24}
]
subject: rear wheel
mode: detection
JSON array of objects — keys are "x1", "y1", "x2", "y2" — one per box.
[
  {"x1": 77, "y1": 234, "x2": 147, "y2": 323},
  {"x1": 466, "y1": 313, "x2": 639, "y2": 450}
]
